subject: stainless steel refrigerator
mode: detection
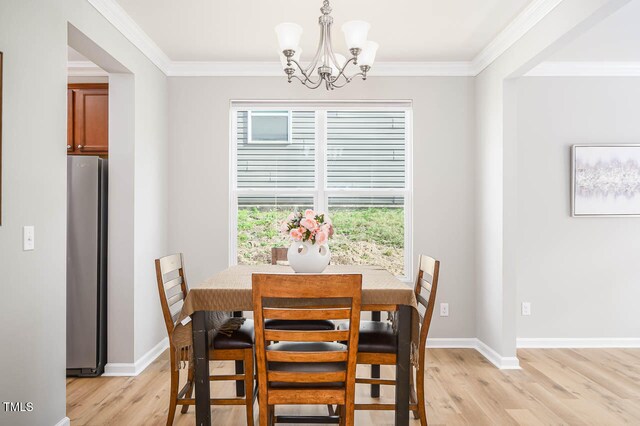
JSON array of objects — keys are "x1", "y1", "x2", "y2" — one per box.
[{"x1": 67, "y1": 156, "x2": 108, "y2": 376}]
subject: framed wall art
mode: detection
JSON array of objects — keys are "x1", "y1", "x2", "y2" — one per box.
[{"x1": 572, "y1": 145, "x2": 640, "y2": 217}]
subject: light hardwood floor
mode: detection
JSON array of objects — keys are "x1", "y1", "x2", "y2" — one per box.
[{"x1": 67, "y1": 348, "x2": 640, "y2": 425}]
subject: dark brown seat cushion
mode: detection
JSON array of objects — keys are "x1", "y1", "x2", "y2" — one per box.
[
  {"x1": 264, "y1": 319, "x2": 335, "y2": 331},
  {"x1": 212, "y1": 319, "x2": 254, "y2": 350},
  {"x1": 267, "y1": 342, "x2": 346, "y2": 388},
  {"x1": 337, "y1": 320, "x2": 396, "y2": 354}
]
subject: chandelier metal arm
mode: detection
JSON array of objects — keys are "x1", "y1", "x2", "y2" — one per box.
[
  {"x1": 290, "y1": 74, "x2": 325, "y2": 89},
  {"x1": 330, "y1": 72, "x2": 367, "y2": 89},
  {"x1": 304, "y1": 19, "x2": 325, "y2": 76}
]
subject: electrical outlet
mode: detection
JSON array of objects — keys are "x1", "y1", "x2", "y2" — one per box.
[
  {"x1": 521, "y1": 302, "x2": 531, "y2": 316},
  {"x1": 440, "y1": 303, "x2": 449, "y2": 317},
  {"x1": 23, "y1": 226, "x2": 35, "y2": 251}
]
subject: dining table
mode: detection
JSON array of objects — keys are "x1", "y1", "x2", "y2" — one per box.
[{"x1": 178, "y1": 264, "x2": 419, "y2": 426}]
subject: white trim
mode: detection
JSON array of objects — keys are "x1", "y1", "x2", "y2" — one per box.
[
  {"x1": 86, "y1": 0, "x2": 562, "y2": 77},
  {"x1": 517, "y1": 337, "x2": 640, "y2": 348},
  {"x1": 103, "y1": 337, "x2": 169, "y2": 376},
  {"x1": 526, "y1": 62, "x2": 640, "y2": 77},
  {"x1": 476, "y1": 339, "x2": 521, "y2": 370},
  {"x1": 471, "y1": 0, "x2": 564, "y2": 75},
  {"x1": 428, "y1": 338, "x2": 522, "y2": 369},
  {"x1": 167, "y1": 61, "x2": 475, "y2": 77},
  {"x1": 231, "y1": 100, "x2": 413, "y2": 110},
  {"x1": 229, "y1": 103, "x2": 413, "y2": 279},
  {"x1": 67, "y1": 60, "x2": 108, "y2": 77},
  {"x1": 87, "y1": 0, "x2": 171, "y2": 74},
  {"x1": 54, "y1": 417, "x2": 71, "y2": 426}
]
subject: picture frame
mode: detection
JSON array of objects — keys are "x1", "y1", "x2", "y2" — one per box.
[{"x1": 571, "y1": 144, "x2": 640, "y2": 217}]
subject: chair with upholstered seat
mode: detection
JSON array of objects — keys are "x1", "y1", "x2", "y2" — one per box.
[
  {"x1": 337, "y1": 254, "x2": 440, "y2": 425},
  {"x1": 155, "y1": 254, "x2": 256, "y2": 426},
  {"x1": 266, "y1": 247, "x2": 335, "y2": 332},
  {"x1": 253, "y1": 273, "x2": 362, "y2": 426}
]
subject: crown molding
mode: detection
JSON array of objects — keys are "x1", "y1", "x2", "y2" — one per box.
[
  {"x1": 165, "y1": 61, "x2": 475, "y2": 77},
  {"x1": 88, "y1": 0, "x2": 561, "y2": 78},
  {"x1": 68, "y1": 60, "x2": 109, "y2": 77},
  {"x1": 525, "y1": 61, "x2": 640, "y2": 76},
  {"x1": 471, "y1": 0, "x2": 564, "y2": 75},
  {"x1": 87, "y1": 0, "x2": 171, "y2": 74}
]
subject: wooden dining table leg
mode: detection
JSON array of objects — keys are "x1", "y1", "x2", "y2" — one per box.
[
  {"x1": 395, "y1": 305, "x2": 411, "y2": 426},
  {"x1": 232, "y1": 311, "x2": 245, "y2": 397},
  {"x1": 371, "y1": 310, "x2": 381, "y2": 398},
  {"x1": 192, "y1": 310, "x2": 211, "y2": 426}
]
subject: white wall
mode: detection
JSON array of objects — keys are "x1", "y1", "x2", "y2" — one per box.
[
  {"x1": 474, "y1": 0, "x2": 629, "y2": 363},
  {"x1": 516, "y1": 77, "x2": 640, "y2": 339},
  {"x1": 168, "y1": 76, "x2": 476, "y2": 339},
  {"x1": 0, "y1": 1, "x2": 168, "y2": 424}
]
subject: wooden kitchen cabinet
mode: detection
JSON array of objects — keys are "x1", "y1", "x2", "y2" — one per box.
[{"x1": 67, "y1": 84, "x2": 108, "y2": 156}]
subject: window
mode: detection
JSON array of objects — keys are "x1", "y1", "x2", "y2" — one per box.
[
  {"x1": 231, "y1": 103, "x2": 412, "y2": 278},
  {"x1": 248, "y1": 111, "x2": 292, "y2": 144}
]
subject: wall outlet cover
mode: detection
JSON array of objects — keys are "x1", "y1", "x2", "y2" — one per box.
[
  {"x1": 23, "y1": 226, "x2": 35, "y2": 251},
  {"x1": 440, "y1": 303, "x2": 449, "y2": 317},
  {"x1": 521, "y1": 302, "x2": 531, "y2": 316}
]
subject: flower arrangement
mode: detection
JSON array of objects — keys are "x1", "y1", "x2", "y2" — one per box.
[{"x1": 280, "y1": 209, "x2": 334, "y2": 245}]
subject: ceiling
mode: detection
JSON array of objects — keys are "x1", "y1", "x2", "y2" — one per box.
[
  {"x1": 114, "y1": 0, "x2": 532, "y2": 62},
  {"x1": 547, "y1": 0, "x2": 640, "y2": 62},
  {"x1": 68, "y1": 46, "x2": 91, "y2": 62}
]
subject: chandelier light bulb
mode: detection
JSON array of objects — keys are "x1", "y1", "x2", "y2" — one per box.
[
  {"x1": 358, "y1": 41, "x2": 379, "y2": 67},
  {"x1": 341, "y1": 20, "x2": 371, "y2": 50},
  {"x1": 275, "y1": 23, "x2": 303, "y2": 51}
]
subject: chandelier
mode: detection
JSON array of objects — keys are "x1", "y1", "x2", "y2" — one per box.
[{"x1": 275, "y1": 0, "x2": 378, "y2": 90}]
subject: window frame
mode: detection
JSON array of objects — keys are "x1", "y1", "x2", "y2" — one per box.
[
  {"x1": 247, "y1": 110, "x2": 293, "y2": 144},
  {"x1": 229, "y1": 102, "x2": 413, "y2": 281}
]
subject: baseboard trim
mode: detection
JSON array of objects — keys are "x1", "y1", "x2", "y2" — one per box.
[
  {"x1": 427, "y1": 338, "x2": 520, "y2": 369},
  {"x1": 103, "y1": 337, "x2": 169, "y2": 376},
  {"x1": 476, "y1": 339, "x2": 521, "y2": 370},
  {"x1": 54, "y1": 417, "x2": 70, "y2": 426},
  {"x1": 517, "y1": 337, "x2": 640, "y2": 348}
]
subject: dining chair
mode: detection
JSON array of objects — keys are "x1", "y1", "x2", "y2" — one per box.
[
  {"x1": 155, "y1": 254, "x2": 256, "y2": 426},
  {"x1": 266, "y1": 247, "x2": 335, "y2": 332},
  {"x1": 337, "y1": 254, "x2": 440, "y2": 426},
  {"x1": 252, "y1": 273, "x2": 362, "y2": 426}
]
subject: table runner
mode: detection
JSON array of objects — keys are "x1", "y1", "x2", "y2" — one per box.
[{"x1": 174, "y1": 264, "x2": 419, "y2": 369}]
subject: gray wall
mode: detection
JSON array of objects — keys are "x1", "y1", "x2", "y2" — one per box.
[
  {"x1": 0, "y1": 1, "x2": 168, "y2": 424},
  {"x1": 517, "y1": 77, "x2": 640, "y2": 338},
  {"x1": 168, "y1": 76, "x2": 477, "y2": 339}
]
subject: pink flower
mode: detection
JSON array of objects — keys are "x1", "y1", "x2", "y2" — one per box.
[
  {"x1": 290, "y1": 228, "x2": 303, "y2": 241},
  {"x1": 315, "y1": 230, "x2": 328, "y2": 245},
  {"x1": 280, "y1": 221, "x2": 290, "y2": 234},
  {"x1": 300, "y1": 217, "x2": 318, "y2": 232},
  {"x1": 321, "y1": 223, "x2": 333, "y2": 237},
  {"x1": 287, "y1": 212, "x2": 296, "y2": 222},
  {"x1": 304, "y1": 209, "x2": 316, "y2": 219}
]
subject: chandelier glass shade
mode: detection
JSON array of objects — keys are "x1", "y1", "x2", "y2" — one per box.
[{"x1": 275, "y1": 0, "x2": 378, "y2": 90}]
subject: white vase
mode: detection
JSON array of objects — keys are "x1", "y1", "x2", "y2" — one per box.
[{"x1": 287, "y1": 241, "x2": 331, "y2": 273}]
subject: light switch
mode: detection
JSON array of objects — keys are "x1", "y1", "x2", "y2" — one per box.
[{"x1": 23, "y1": 226, "x2": 35, "y2": 251}]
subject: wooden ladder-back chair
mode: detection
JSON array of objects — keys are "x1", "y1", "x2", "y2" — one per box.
[
  {"x1": 267, "y1": 247, "x2": 336, "y2": 332},
  {"x1": 338, "y1": 254, "x2": 440, "y2": 425},
  {"x1": 253, "y1": 273, "x2": 362, "y2": 426},
  {"x1": 155, "y1": 254, "x2": 256, "y2": 426}
]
